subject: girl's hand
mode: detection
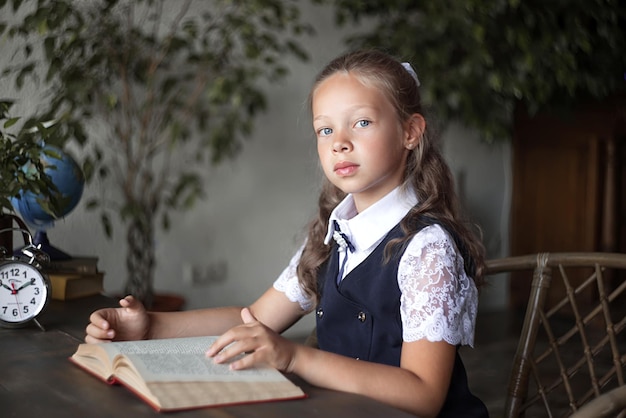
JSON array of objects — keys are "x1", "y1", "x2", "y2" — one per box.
[
  {"x1": 206, "y1": 307, "x2": 298, "y2": 372},
  {"x1": 85, "y1": 295, "x2": 150, "y2": 343}
]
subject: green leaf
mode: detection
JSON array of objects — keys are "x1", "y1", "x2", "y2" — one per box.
[
  {"x1": 101, "y1": 213, "x2": 112, "y2": 238},
  {"x1": 161, "y1": 212, "x2": 170, "y2": 230},
  {"x1": 1, "y1": 0, "x2": 309, "y2": 240},
  {"x1": 328, "y1": 0, "x2": 626, "y2": 141},
  {"x1": 85, "y1": 198, "x2": 100, "y2": 210},
  {"x1": 3, "y1": 117, "x2": 19, "y2": 129}
]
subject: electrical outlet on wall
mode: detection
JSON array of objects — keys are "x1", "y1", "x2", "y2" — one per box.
[
  {"x1": 182, "y1": 263, "x2": 194, "y2": 285},
  {"x1": 182, "y1": 260, "x2": 228, "y2": 286}
]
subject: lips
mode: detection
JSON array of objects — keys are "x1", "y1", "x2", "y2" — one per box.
[{"x1": 334, "y1": 161, "x2": 359, "y2": 176}]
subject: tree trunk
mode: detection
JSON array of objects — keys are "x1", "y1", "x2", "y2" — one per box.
[
  {"x1": 0, "y1": 214, "x2": 13, "y2": 253},
  {"x1": 124, "y1": 212, "x2": 155, "y2": 309}
]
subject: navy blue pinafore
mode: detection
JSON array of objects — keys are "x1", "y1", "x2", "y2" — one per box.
[{"x1": 315, "y1": 221, "x2": 488, "y2": 417}]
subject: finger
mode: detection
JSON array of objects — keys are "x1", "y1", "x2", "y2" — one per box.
[
  {"x1": 118, "y1": 296, "x2": 132, "y2": 307},
  {"x1": 208, "y1": 329, "x2": 260, "y2": 363},
  {"x1": 120, "y1": 295, "x2": 143, "y2": 311},
  {"x1": 241, "y1": 307, "x2": 257, "y2": 324},
  {"x1": 88, "y1": 310, "x2": 111, "y2": 331},
  {"x1": 229, "y1": 351, "x2": 258, "y2": 371},
  {"x1": 85, "y1": 334, "x2": 110, "y2": 344},
  {"x1": 206, "y1": 331, "x2": 237, "y2": 358},
  {"x1": 213, "y1": 339, "x2": 261, "y2": 366},
  {"x1": 212, "y1": 342, "x2": 244, "y2": 364},
  {"x1": 86, "y1": 322, "x2": 115, "y2": 341}
]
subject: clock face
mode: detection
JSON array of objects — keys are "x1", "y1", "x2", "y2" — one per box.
[{"x1": 0, "y1": 261, "x2": 49, "y2": 325}]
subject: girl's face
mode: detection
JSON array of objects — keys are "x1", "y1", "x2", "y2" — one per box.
[{"x1": 312, "y1": 72, "x2": 421, "y2": 212}]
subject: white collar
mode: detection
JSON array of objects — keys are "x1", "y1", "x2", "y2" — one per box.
[{"x1": 324, "y1": 186, "x2": 418, "y2": 252}]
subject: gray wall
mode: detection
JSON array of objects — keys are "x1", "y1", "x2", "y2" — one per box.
[{"x1": 1, "y1": 1, "x2": 510, "y2": 337}]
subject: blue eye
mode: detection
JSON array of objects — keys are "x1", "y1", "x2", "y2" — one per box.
[
  {"x1": 356, "y1": 120, "x2": 370, "y2": 128},
  {"x1": 318, "y1": 127, "x2": 333, "y2": 136}
]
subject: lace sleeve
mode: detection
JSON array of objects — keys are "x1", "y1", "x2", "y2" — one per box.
[
  {"x1": 398, "y1": 224, "x2": 478, "y2": 347},
  {"x1": 272, "y1": 244, "x2": 315, "y2": 313}
]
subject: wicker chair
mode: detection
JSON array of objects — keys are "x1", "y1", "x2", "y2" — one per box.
[
  {"x1": 569, "y1": 385, "x2": 626, "y2": 418},
  {"x1": 485, "y1": 252, "x2": 626, "y2": 418}
]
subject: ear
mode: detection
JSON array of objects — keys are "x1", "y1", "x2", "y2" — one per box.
[{"x1": 404, "y1": 113, "x2": 426, "y2": 150}]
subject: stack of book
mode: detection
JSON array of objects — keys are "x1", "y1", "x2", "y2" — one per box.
[{"x1": 45, "y1": 256, "x2": 104, "y2": 301}]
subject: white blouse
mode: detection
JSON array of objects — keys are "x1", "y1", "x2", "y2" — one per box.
[{"x1": 273, "y1": 187, "x2": 478, "y2": 347}]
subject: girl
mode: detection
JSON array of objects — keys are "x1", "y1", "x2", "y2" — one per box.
[{"x1": 85, "y1": 49, "x2": 489, "y2": 418}]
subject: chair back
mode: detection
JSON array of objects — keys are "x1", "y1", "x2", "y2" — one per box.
[{"x1": 485, "y1": 252, "x2": 626, "y2": 417}]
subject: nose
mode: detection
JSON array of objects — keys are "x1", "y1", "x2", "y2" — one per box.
[{"x1": 332, "y1": 130, "x2": 352, "y2": 153}]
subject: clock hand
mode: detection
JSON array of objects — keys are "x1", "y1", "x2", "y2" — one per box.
[
  {"x1": 16, "y1": 278, "x2": 35, "y2": 291},
  {"x1": 10, "y1": 283, "x2": 22, "y2": 317},
  {"x1": 0, "y1": 280, "x2": 13, "y2": 292}
]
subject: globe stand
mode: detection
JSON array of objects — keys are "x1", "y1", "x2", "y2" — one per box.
[{"x1": 33, "y1": 230, "x2": 72, "y2": 261}]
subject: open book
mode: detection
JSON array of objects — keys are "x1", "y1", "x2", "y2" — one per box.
[{"x1": 70, "y1": 336, "x2": 306, "y2": 411}]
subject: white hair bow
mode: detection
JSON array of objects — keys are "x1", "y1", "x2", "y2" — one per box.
[{"x1": 401, "y1": 62, "x2": 421, "y2": 87}]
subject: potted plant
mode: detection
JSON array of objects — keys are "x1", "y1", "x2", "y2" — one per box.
[
  {"x1": 0, "y1": 100, "x2": 61, "y2": 251},
  {"x1": 320, "y1": 0, "x2": 626, "y2": 141},
  {"x1": 1, "y1": 0, "x2": 312, "y2": 308}
]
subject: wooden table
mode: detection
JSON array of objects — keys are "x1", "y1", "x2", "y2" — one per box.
[{"x1": 0, "y1": 295, "x2": 415, "y2": 418}]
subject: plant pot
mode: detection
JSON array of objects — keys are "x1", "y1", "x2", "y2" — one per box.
[{"x1": 151, "y1": 293, "x2": 185, "y2": 312}]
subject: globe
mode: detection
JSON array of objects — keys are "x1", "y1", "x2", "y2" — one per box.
[{"x1": 11, "y1": 145, "x2": 85, "y2": 260}]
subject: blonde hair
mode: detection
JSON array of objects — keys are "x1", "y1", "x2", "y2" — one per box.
[{"x1": 297, "y1": 49, "x2": 485, "y2": 302}]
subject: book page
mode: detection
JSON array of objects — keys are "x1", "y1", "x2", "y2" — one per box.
[
  {"x1": 105, "y1": 335, "x2": 213, "y2": 356},
  {"x1": 147, "y1": 380, "x2": 306, "y2": 411},
  {"x1": 71, "y1": 341, "x2": 124, "y2": 379},
  {"x1": 111, "y1": 336, "x2": 287, "y2": 383}
]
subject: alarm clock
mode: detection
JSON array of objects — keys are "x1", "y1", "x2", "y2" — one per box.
[{"x1": 0, "y1": 218, "x2": 51, "y2": 331}]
